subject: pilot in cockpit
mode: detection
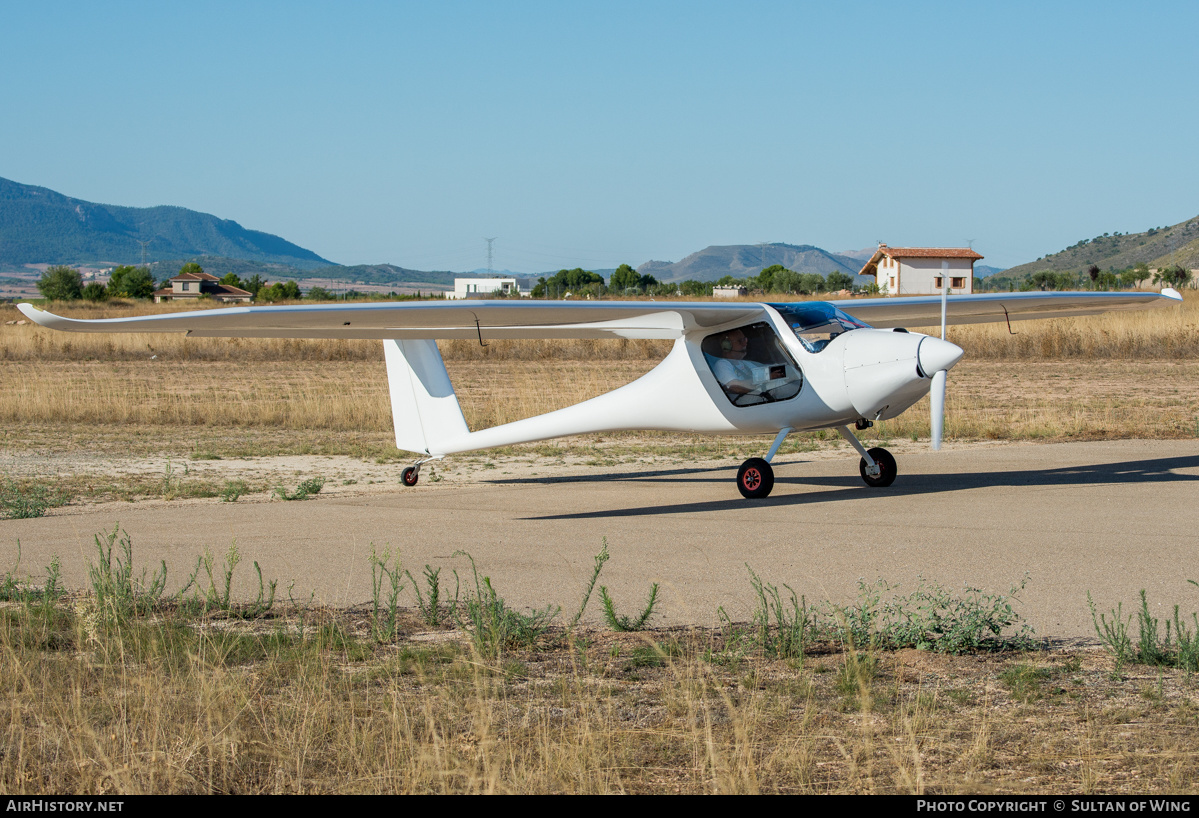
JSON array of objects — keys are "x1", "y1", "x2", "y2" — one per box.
[{"x1": 709, "y1": 328, "x2": 757, "y2": 395}]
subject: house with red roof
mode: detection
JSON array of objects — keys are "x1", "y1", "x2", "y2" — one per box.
[
  {"x1": 153, "y1": 271, "x2": 253, "y2": 303},
  {"x1": 858, "y1": 245, "x2": 983, "y2": 296}
]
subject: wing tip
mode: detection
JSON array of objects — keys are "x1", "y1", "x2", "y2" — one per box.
[
  {"x1": 1161, "y1": 287, "x2": 1184, "y2": 302},
  {"x1": 16, "y1": 303, "x2": 47, "y2": 324}
]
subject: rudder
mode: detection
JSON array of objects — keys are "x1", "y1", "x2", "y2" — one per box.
[{"x1": 382, "y1": 339, "x2": 469, "y2": 455}]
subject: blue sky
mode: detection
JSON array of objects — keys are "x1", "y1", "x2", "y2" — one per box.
[{"x1": 3, "y1": 1, "x2": 1196, "y2": 272}]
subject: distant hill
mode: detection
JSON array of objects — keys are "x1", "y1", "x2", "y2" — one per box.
[
  {"x1": 1003, "y1": 216, "x2": 1199, "y2": 279},
  {"x1": 308, "y1": 264, "x2": 457, "y2": 289},
  {"x1": 0, "y1": 177, "x2": 333, "y2": 270},
  {"x1": 637, "y1": 243, "x2": 866, "y2": 283},
  {"x1": 975, "y1": 264, "x2": 1006, "y2": 278}
]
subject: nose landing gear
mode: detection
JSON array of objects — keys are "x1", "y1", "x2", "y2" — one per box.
[{"x1": 839, "y1": 425, "x2": 897, "y2": 488}]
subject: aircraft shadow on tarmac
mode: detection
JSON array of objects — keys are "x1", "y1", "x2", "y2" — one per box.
[{"x1": 512, "y1": 454, "x2": 1199, "y2": 520}]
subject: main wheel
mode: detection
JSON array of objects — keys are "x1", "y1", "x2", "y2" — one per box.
[
  {"x1": 736, "y1": 457, "x2": 775, "y2": 499},
  {"x1": 859, "y1": 447, "x2": 897, "y2": 488},
  {"x1": 401, "y1": 466, "x2": 419, "y2": 487}
]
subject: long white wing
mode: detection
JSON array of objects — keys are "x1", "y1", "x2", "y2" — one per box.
[
  {"x1": 827, "y1": 289, "x2": 1182, "y2": 329},
  {"x1": 17, "y1": 301, "x2": 765, "y2": 340},
  {"x1": 16, "y1": 289, "x2": 1181, "y2": 339}
]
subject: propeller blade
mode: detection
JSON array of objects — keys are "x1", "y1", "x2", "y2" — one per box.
[{"x1": 930, "y1": 369, "x2": 946, "y2": 451}]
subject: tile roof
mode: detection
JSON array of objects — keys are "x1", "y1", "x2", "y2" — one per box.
[
  {"x1": 171, "y1": 272, "x2": 221, "y2": 281},
  {"x1": 880, "y1": 247, "x2": 984, "y2": 260},
  {"x1": 859, "y1": 245, "x2": 984, "y2": 277}
]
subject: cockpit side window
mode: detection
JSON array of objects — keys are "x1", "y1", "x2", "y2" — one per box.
[
  {"x1": 770, "y1": 302, "x2": 870, "y2": 353},
  {"x1": 701, "y1": 322, "x2": 804, "y2": 407}
]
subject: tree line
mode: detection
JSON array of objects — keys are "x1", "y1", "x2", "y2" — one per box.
[
  {"x1": 979, "y1": 262, "x2": 1192, "y2": 293},
  {"x1": 529, "y1": 264, "x2": 860, "y2": 299},
  {"x1": 37, "y1": 260, "x2": 873, "y2": 304},
  {"x1": 33, "y1": 263, "x2": 369, "y2": 303}
]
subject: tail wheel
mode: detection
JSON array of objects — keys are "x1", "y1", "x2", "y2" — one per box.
[
  {"x1": 402, "y1": 466, "x2": 419, "y2": 487},
  {"x1": 859, "y1": 447, "x2": 897, "y2": 488},
  {"x1": 736, "y1": 457, "x2": 775, "y2": 499}
]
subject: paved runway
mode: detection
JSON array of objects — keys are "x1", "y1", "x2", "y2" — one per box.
[{"x1": 6, "y1": 439, "x2": 1199, "y2": 639}]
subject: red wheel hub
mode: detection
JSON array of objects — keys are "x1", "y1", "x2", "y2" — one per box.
[{"x1": 742, "y1": 468, "x2": 761, "y2": 490}]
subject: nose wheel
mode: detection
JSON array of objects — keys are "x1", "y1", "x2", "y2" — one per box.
[
  {"x1": 839, "y1": 425, "x2": 898, "y2": 488},
  {"x1": 858, "y1": 447, "x2": 897, "y2": 487}
]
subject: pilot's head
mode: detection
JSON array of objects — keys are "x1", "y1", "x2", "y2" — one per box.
[{"x1": 721, "y1": 329, "x2": 748, "y2": 357}]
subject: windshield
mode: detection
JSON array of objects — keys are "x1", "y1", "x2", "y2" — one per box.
[{"x1": 770, "y1": 302, "x2": 871, "y2": 353}]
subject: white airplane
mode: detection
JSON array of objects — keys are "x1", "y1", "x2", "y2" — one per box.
[{"x1": 17, "y1": 288, "x2": 1182, "y2": 498}]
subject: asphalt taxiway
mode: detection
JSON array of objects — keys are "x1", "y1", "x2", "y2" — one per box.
[{"x1": 6, "y1": 439, "x2": 1199, "y2": 639}]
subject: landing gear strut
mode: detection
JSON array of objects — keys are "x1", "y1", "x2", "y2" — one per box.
[{"x1": 838, "y1": 425, "x2": 897, "y2": 488}]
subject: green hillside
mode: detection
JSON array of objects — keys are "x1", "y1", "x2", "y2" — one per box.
[
  {"x1": 0, "y1": 177, "x2": 333, "y2": 269},
  {"x1": 1003, "y1": 215, "x2": 1199, "y2": 280}
]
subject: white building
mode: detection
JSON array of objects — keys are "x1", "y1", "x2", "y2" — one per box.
[
  {"x1": 713, "y1": 285, "x2": 748, "y2": 298},
  {"x1": 446, "y1": 277, "x2": 529, "y2": 300},
  {"x1": 446, "y1": 277, "x2": 529, "y2": 299},
  {"x1": 859, "y1": 245, "x2": 983, "y2": 296}
]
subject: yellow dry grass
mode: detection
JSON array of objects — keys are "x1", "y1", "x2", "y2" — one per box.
[
  {"x1": 2, "y1": 291, "x2": 1197, "y2": 452},
  {"x1": 3, "y1": 605, "x2": 1198, "y2": 795}
]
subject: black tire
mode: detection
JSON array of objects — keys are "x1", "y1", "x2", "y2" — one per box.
[
  {"x1": 736, "y1": 458, "x2": 774, "y2": 499},
  {"x1": 402, "y1": 466, "x2": 419, "y2": 487},
  {"x1": 859, "y1": 447, "x2": 897, "y2": 488}
]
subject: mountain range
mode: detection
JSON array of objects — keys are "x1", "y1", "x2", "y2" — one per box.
[
  {"x1": 0, "y1": 177, "x2": 331, "y2": 270},
  {"x1": 8, "y1": 176, "x2": 1195, "y2": 289},
  {"x1": 637, "y1": 243, "x2": 867, "y2": 283}
]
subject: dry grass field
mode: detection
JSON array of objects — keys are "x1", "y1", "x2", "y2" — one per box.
[
  {"x1": 3, "y1": 293, "x2": 1199, "y2": 794},
  {"x1": 2, "y1": 291, "x2": 1197, "y2": 457},
  {"x1": 2, "y1": 585, "x2": 1198, "y2": 795}
]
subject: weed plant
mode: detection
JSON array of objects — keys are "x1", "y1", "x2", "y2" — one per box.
[
  {"x1": 275, "y1": 476, "x2": 326, "y2": 501},
  {"x1": 599, "y1": 583, "x2": 660, "y2": 632},
  {"x1": 0, "y1": 543, "x2": 62, "y2": 606},
  {"x1": 87, "y1": 525, "x2": 172, "y2": 618},
  {"x1": 569, "y1": 539, "x2": 610, "y2": 629},
  {"x1": 369, "y1": 546, "x2": 407, "y2": 642},
  {"x1": 452, "y1": 551, "x2": 557, "y2": 658},
  {"x1": 184, "y1": 544, "x2": 276, "y2": 619},
  {"x1": 1090, "y1": 582, "x2": 1199, "y2": 672},
  {"x1": 405, "y1": 564, "x2": 443, "y2": 627},
  {"x1": 220, "y1": 480, "x2": 247, "y2": 502},
  {"x1": 0, "y1": 477, "x2": 58, "y2": 518},
  {"x1": 737, "y1": 570, "x2": 1036, "y2": 658},
  {"x1": 746, "y1": 567, "x2": 809, "y2": 659},
  {"x1": 874, "y1": 575, "x2": 1037, "y2": 653}
]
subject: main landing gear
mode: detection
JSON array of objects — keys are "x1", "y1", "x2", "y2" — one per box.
[{"x1": 734, "y1": 424, "x2": 898, "y2": 499}]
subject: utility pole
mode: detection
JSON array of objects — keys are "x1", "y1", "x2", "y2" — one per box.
[{"x1": 137, "y1": 239, "x2": 152, "y2": 268}]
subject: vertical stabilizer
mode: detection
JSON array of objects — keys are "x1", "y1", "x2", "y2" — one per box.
[{"x1": 382, "y1": 339, "x2": 469, "y2": 455}]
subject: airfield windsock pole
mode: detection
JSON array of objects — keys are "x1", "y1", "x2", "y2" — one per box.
[{"x1": 930, "y1": 261, "x2": 949, "y2": 451}]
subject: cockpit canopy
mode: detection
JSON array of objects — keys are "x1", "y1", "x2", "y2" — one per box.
[
  {"x1": 701, "y1": 322, "x2": 804, "y2": 407},
  {"x1": 770, "y1": 302, "x2": 871, "y2": 353}
]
